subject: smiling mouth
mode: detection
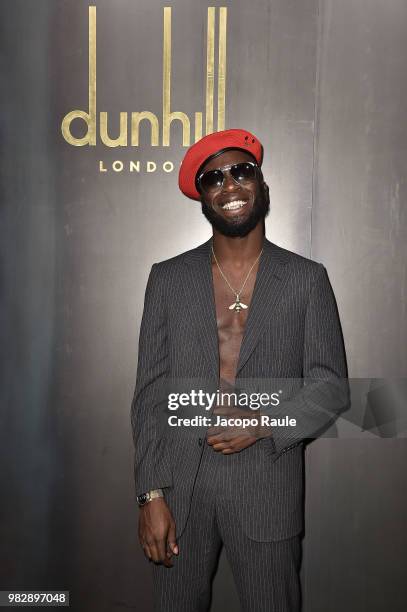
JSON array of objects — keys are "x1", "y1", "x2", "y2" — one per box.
[{"x1": 220, "y1": 199, "x2": 249, "y2": 211}]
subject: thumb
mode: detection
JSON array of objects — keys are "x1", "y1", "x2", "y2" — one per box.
[{"x1": 167, "y1": 522, "x2": 179, "y2": 555}]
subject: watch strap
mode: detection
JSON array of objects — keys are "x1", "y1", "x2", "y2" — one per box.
[
  {"x1": 149, "y1": 489, "x2": 164, "y2": 501},
  {"x1": 137, "y1": 488, "x2": 164, "y2": 507}
]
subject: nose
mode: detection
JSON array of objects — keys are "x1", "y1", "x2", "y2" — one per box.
[{"x1": 222, "y1": 169, "x2": 238, "y2": 191}]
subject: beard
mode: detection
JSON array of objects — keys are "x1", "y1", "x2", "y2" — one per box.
[{"x1": 200, "y1": 191, "x2": 270, "y2": 238}]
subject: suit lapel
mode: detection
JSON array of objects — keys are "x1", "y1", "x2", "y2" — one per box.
[
  {"x1": 236, "y1": 238, "x2": 291, "y2": 376},
  {"x1": 182, "y1": 239, "x2": 219, "y2": 378}
]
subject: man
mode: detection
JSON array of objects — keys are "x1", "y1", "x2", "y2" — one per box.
[{"x1": 131, "y1": 128, "x2": 348, "y2": 611}]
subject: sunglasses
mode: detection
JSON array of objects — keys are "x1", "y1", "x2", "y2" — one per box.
[{"x1": 196, "y1": 161, "x2": 259, "y2": 194}]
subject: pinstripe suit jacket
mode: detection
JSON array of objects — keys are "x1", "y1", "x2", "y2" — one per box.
[{"x1": 131, "y1": 236, "x2": 348, "y2": 541}]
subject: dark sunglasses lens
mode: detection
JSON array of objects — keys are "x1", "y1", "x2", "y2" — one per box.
[
  {"x1": 231, "y1": 163, "x2": 257, "y2": 182},
  {"x1": 200, "y1": 169, "x2": 224, "y2": 192}
]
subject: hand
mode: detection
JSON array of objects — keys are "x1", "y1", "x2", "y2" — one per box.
[
  {"x1": 138, "y1": 498, "x2": 178, "y2": 566},
  {"x1": 207, "y1": 405, "x2": 270, "y2": 454}
]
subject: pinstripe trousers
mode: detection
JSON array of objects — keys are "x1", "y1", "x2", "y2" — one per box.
[{"x1": 152, "y1": 440, "x2": 301, "y2": 612}]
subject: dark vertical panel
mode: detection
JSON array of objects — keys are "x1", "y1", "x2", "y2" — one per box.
[
  {"x1": 305, "y1": 1, "x2": 407, "y2": 610},
  {"x1": 0, "y1": 0, "x2": 58, "y2": 588}
]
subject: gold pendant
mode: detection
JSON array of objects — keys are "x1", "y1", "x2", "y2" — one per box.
[{"x1": 228, "y1": 295, "x2": 248, "y2": 313}]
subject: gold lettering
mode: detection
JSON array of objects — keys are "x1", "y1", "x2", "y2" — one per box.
[
  {"x1": 61, "y1": 6, "x2": 97, "y2": 146},
  {"x1": 131, "y1": 112, "x2": 159, "y2": 146},
  {"x1": 99, "y1": 160, "x2": 107, "y2": 172},
  {"x1": 130, "y1": 161, "x2": 140, "y2": 172},
  {"x1": 162, "y1": 7, "x2": 190, "y2": 146},
  {"x1": 163, "y1": 161, "x2": 174, "y2": 172},
  {"x1": 217, "y1": 8, "x2": 227, "y2": 131},
  {"x1": 195, "y1": 112, "x2": 203, "y2": 142},
  {"x1": 147, "y1": 161, "x2": 157, "y2": 172},
  {"x1": 112, "y1": 160, "x2": 124, "y2": 172},
  {"x1": 100, "y1": 112, "x2": 128, "y2": 146},
  {"x1": 62, "y1": 6, "x2": 228, "y2": 150},
  {"x1": 206, "y1": 8, "x2": 215, "y2": 135}
]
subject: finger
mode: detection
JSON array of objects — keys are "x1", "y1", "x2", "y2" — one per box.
[
  {"x1": 163, "y1": 555, "x2": 173, "y2": 568},
  {"x1": 150, "y1": 542, "x2": 173, "y2": 567},
  {"x1": 156, "y1": 537, "x2": 169, "y2": 564},
  {"x1": 212, "y1": 441, "x2": 233, "y2": 451},
  {"x1": 147, "y1": 540, "x2": 162, "y2": 564},
  {"x1": 207, "y1": 433, "x2": 232, "y2": 445},
  {"x1": 219, "y1": 437, "x2": 244, "y2": 454},
  {"x1": 224, "y1": 436, "x2": 256, "y2": 452},
  {"x1": 167, "y1": 522, "x2": 179, "y2": 556},
  {"x1": 222, "y1": 438, "x2": 247, "y2": 453},
  {"x1": 141, "y1": 541, "x2": 152, "y2": 561},
  {"x1": 163, "y1": 545, "x2": 174, "y2": 567},
  {"x1": 239, "y1": 434, "x2": 257, "y2": 447}
]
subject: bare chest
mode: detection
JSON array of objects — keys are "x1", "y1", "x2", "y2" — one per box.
[{"x1": 212, "y1": 262, "x2": 259, "y2": 384}]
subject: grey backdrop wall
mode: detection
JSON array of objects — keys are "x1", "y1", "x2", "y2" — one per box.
[{"x1": 1, "y1": 1, "x2": 406, "y2": 611}]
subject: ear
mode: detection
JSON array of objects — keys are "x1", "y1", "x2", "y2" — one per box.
[{"x1": 262, "y1": 181, "x2": 270, "y2": 204}]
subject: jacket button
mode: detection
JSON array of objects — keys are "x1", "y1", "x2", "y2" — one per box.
[{"x1": 198, "y1": 438, "x2": 203, "y2": 446}]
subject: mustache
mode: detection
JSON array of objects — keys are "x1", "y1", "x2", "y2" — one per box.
[{"x1": 200, "y1": 193, "x2": 270, "y2": 238}]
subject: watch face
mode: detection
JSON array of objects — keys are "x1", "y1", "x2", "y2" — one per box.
[{"x1": 137, "y1": 493, "x2": 148, "y2": 506}]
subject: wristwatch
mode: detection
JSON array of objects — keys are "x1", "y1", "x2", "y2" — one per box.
[{"x1": 137, "y1": 488, "x2": 164, "y2": 507}]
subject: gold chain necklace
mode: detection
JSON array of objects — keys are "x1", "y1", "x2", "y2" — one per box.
[{"x1": 211, "y1": 245, "x2": 263, "y2": 313}]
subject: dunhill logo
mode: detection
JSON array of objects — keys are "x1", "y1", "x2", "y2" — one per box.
[{"x1": 61, "y1": 6, "x2": 228, "y2": 147}]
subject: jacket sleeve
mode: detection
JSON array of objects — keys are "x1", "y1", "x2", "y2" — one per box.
[
  {"x1": 264, "y1": 263, "x2": 350, "y2": 456},
  {"x1": 130, "y1": 264, "x2": 173, "y2": 497}
]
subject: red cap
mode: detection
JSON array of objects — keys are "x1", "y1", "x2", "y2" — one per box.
[{"x1": 178, "y1": 128, "x2": 263, "y2": 200}]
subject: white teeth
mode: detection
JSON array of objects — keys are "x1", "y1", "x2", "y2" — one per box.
[{"x1": 222, "y1": 200, "x2": 247, "y2": 210}]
